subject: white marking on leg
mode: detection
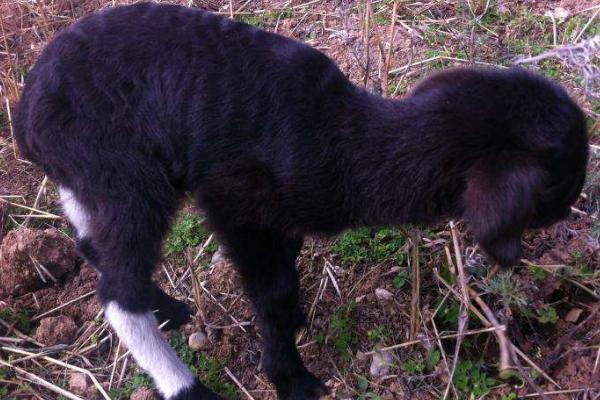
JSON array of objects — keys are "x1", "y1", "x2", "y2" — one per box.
[
  {"x1": 105, "y1": 302, "x2": 195, "y2": 398},
  {"x1": 59, "y1": 187, "x2": 90, "y2": 238}
]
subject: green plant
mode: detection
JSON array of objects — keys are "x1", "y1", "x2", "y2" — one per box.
[
  {"x1": 374, "y1": 14, "x2": 390, "y2": 25},
  {"x1": 333, "y1": 228, "x2": 405, "y2": 264},
  {"x1": 439, "y1": 300, "x2": 461, "y2": 327},
  {"x1": 393, "y1": 270, "x2": 409, "y2": 289},
  {"x1": 0, "y1": 368, "x2": 9, "y2": 397},
  {"x1": 528, "y1": 265, "x2": 546, "y2": 281},
  {"x1": 479, "y1": 7, "x2": 499, "y2": 26},
  {"x1": 453, "y1": 360, "x2": 495, "y2": 398},
  {"x1": 540, "y1": 60, "x2": 561, "y2": 79},
  {"x1": 170, "y1": 332, "x2": 238, "y2": 398},
  {"x1": 356, "y1": 375, "x2": 383, "y2": 399},
  {"x1": 237, "y1": 9, "x2": 292, "y2": 27},
  {"x1": 108, "y1": 371, "x2": 153, "y2": 399},
  {"x1": 579, "y1": 264, "x2": 595, "y2": 280},
  {"x1": 425, "y1": 349, "x2": 441, "y2": 371},
  {"x1": 401, "y1": 349, "x2": 439, "y2": 375},
  {"x1": 401, "y1": 358, "x2": 424, "y2": 374},
  {"x1": 0, "y1": 308, "x2": 32, "y2": 333},
  {"x1": 329, "y1": 302, "x2": 358, "y2": 360},
  {"x1": 536, "y1": 307, "x2": 559, "y2": 325},
  {"x1": 367, "y1": 326, "x2": 391, "y2": 343},
  {"x1": 164, "y1": 213, "x2": 213, "y2": 255},
  {"x1": 481, "y1": 271, "x2": 527, "y2": 307}
]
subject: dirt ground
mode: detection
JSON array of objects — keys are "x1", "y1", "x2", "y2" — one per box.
[{"x1": 1, "y1": 1, "x2": 600, "y2": 399}]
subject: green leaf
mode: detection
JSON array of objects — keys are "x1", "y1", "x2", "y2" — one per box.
[
  {"x1": 357, "y1": 375, "x2": 369, "y2": 392},
  {"x1": 426, "y1": 349, "x2": 441, "y2": 371},
  {"x1": 393, "y1": 271, "x2": 408, "y2": 289},
  {"x1": 528, "y1": 265, "x2": 546, "y2": 280},
  {"x1": 537, "y1": 307, "x2": 559, "y2": 324}
]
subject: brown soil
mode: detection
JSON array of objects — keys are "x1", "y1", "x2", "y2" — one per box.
[
  {"x1": 129, "y1": 387, "x2": 160, "y2": 400},
  {"x1": 36, "y1": 315, "x2": 78, "y2": 345},
  {"x1": 0, "y1": 227, "x2": 77, "y2": 297}
]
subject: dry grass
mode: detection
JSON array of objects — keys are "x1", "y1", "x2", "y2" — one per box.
[{"x1": 1, "y1": 1, "x2": 600, "y2": 399}]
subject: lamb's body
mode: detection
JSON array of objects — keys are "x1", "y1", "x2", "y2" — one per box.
[{"x1": 15, "y1": 3, "x2": 588, "y2": 400}]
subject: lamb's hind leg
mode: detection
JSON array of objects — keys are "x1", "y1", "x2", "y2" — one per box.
[
  {"x1": 59, "y1": 187, "x2": 222, "y2": 400},
  {"x1": 220, "y1": 228, "x2": 327, "y2": 400}
]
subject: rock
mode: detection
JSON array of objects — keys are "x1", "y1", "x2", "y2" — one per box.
[
  {"x1": 0, "y1": 228, "x2": 77, "y2": 297},
  {"x1": 369, "y1": 348, "x2": 394, "y2": 378},
  {"x1": 375, "y1": 288, "x2": 393, "y2": 301},
  {"x1": 210, "y1": 248, "x2": 224, "y2": 265},
  {"x1": 68, "y1": 372, "x2": 88, "y2": 395},
  {"x1": 36, "y1": 315, "x2": 78, "y2": 345},
  {"x1": 565, "y1": 307, "x2": 583, "y2": 323},
  {"x1": 130, "y1": 387, "x2": 160, "y2": 400},
  {"x1": 188, "y1": 331, "x2": 210, "y2": 351}
]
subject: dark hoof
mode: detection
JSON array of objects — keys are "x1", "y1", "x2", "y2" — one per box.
[
  {"x1": 153, "y1": 291, "x2": 192, "y2": 330},
  {"x1": 170, "y1": 380, "x2": 225, "y2": 400},
  {"x1": 277, "y1": 370, "x2": 328, "y2": 400}
]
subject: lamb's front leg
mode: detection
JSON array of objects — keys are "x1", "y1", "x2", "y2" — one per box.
[{"x1": 221, "y1": 229, "x2": 327, "y2": 400}]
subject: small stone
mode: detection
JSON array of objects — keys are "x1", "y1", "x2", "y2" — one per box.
[
  {"x1": 565, "y1": 307, "x2": 583, "y2": 323},
  {"x1": 375, "y1": 288, "x2": 393, "y2": 301},
  {"x1": 188, "y1": 331, "x2": 210, "y2": 351},
  {"x1": 130, "y1": 387, "x2": 160, "y2": 400},
  {"x1": 369, "y1": 348, "x2": 394, "y2": 378},
  {"x1": 36, "y1": 315, "x2": 78, "y2": 345},
  {"x1": 68, "y1": 372, "x2": 88, "y2": 395},
  {"x1": 313, "y1": 316, "x2": 322, "y2": 328},
  {"x1": 211, "y1": 249, "x2": 224, "y2": 265},
  {"x1": 554, "y1": 7, "x2": 570, "y2": 21}
]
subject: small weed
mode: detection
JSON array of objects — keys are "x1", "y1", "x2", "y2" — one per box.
[
  {"x1": 480, "y1": 9, "x2": 499, "y2": 26},
  {"x1": 0, "y1": 308, "x2": 32, "y2": 333},
  {"x1": 333, "y1": 228, "x2": 405, "y2": 264},
  {"x1": 439, "y1": 300, "x2": 461, "y2": 327},
  {"x1": 481, "y1": 271, "x2": 527, "y2": 308},
  {"x1": 165, "y1": 213, "x2": 213, "y2": 256},
  {"x1": 107, "y1": 371, "x2": 153, "y2": 399},
  {"x1": 402, "y1": 358, "x2": 424, "y2": 374},
  {"x1": 329, "y1": 302, "x2": 358, "y2": 361},
  {"x1": 528, "y1": 265, "x2": 546, "y2": 281},
  {"x1": 536, "y1": 307, "x2": 559, "y2": 325},
  {"x1": 392, "y1": 270, "x2": 409, "y2": 289},
  {"x1": 0, "y1": 368, "x2": 9, "y2": 396},
  {"x1": 356, "y1": 375, "x2": 383, "y2": 399},
  {"x1": 571, "y1": 249, "x2": 584, "y2": 261},
  {"x1": 238, "y1": 10, "x2": 292, "y2": 28},
  {"x1": 374, "y1": 14, "x2": 390, "y2": 26},
  {"x1": 401, "y1": 348, "x2": 440, "y2": 375},
  {"x1": 453, "y1": 360, "x2": 495, "y2": 398},
  {"x1": 540, "y1": 60, "x2": 561, "y2": 79},
  {"x1": 367, "y1": 326, "x2": 391, "y2": 343},
  {"x1": 425, "y1": 349, "x2": 441, "y2": 371},
  {"x1": 170, "y1": 332, "x2": 237, "y2": 398},
  {"x1": 564, "y1": 17, "x2": 581, "y2": 41},
  {"x1": 579, "y1": 264, "x2": 595, "y2": 280},
  {"x1": 423, "y1": 30, "x2": 447, "y2": 46}
]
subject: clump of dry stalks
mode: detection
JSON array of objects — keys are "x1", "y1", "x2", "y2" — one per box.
[{"x1": 516, "y1": 34, "x2": 600, "y2": 99}]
